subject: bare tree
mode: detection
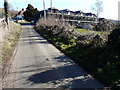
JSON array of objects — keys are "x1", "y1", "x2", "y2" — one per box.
[
  {"x1": 91, "y1": 0, "x2": 103, "y2": 22},
  {"x1": 8, "y1": 4, "x2": 17, "y2": 18}
]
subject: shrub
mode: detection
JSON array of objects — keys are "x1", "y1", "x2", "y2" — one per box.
[
  {"x1": 91, "y1": 34, "x2": 105, "y2": 48},
  {"x1": 108, "y1": 28, "x2": 120, "y2": 55},
  {"x1": 23, "y1": 4, "x2": 39, "y2": 21},
  {"x1": 93, "y1": 19, "x2": 118, "y2": 31},
  {"x1": 35, "y1": 17, "x2": 120, "y2": 88},
  {"x1": 36, "y1": 16, "x2": 70, "y2": 29},
  {"x1": 108, "y1": 28, "x2": 120, "y2": 44}
]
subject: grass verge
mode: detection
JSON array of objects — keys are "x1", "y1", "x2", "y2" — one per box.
[{"x1": 2, "y1": 25, "x2": 21, "y2": 78}]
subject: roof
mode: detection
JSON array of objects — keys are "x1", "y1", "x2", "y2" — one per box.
[
  {"x1": 31, "y1": 10, "x2": 45, "y2": 22},
  {"x1": 74, "y1": 10, "x2": 84, "y2": 14},
  {"x1": 47, "y1": 7, "x2": 60, "y2": 13},
  {"x1": 84, "y1": 12, "x2": 97, "y2": 17},
  {"x1": 84, "y1": 13, "x2": 93, "y2": 16},
  {"x1": 48, "y1": 7, "x2": 58, "y2": 10},
  {"x1": 32, "y1": 10, "x2": 45, "y2": 16},
  {"x1": 60, "y1": 9, "x2": 73, "y2": 13}
]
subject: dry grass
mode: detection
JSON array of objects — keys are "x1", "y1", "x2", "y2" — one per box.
[{"x1": 0, "y1": 20, "x2": 21, "y2": 80}]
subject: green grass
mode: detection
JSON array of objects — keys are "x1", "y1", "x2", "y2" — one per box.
[
  {"x1": 75, "y1": 28, "x2": 90, "y2": 34},
  {"x1": 75, "y1": 28, "x2": 110, "y2": 39},
  {"x1": 2, "y1": 29, "x2": 21, "y2": 56},
  {"x1": 75, "y1": 28, "x2": 109, "y2": 34}
]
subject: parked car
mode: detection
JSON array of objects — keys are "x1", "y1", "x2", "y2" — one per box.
[{"x1": 31, "y1": 20, "x2": 35, "y2": 23}]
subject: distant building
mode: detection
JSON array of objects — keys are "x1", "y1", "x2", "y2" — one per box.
[
  {"x1": 20, "y1": 9, "x2": 24, "y2": 17},
  {"x1": 31, "y1": 10, "x2": 45, "y2": 23},
  {"x1": 48, "y1": 7, "x2": 60, "y2": 14},
  {"x1": 16, "y1": 15, "x2": 24, "y2": 20},
  {"x1": 11, "y1": 9, "x2": 25, "y2": 22},
  {"x1": 74, "y1": 10, "x2": 84, "y2": 16},
  {"x1": 31, "y1": 7, "x2": 97, "y2": 24},
  {"x1": 60, "y1": 9, "x2": 74, "y2": 15}
]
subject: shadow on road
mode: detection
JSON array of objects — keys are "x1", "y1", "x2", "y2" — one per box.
[
  {"x1": 29, "y1": 41, "x2": 50, "y2": 45},
  {"x1": 27, "y1": 64, "x2": 88, "y2": 83},
  {"x1": 28, "y1": 35, "x2": 41, "y2": 38},
  {"x1": 26, "y1": 64, "x2": 96, "y2": 88},
  {"x1": 11, "y1": 54, "x2": 103, "y2": 88}
]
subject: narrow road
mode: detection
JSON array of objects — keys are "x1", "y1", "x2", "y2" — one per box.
[{"x1": 4, "y1": 25, "x2": 104, "y2": 88}]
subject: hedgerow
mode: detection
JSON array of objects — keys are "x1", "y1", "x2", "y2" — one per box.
[{"x1": 34, "y1": 17, "x2": 120, "y2": 89}]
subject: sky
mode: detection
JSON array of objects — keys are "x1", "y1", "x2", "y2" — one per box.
[{"x1": 0, "y1": 0, "x2": 119, "y2": 20}]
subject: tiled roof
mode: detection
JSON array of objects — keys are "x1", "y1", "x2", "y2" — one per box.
[
  {"x1": 74, "y1": 10, "x2": 84, "y2": 14},
  {"x1": 60, "y1": 9, "x2": 72, "y2": 13}
]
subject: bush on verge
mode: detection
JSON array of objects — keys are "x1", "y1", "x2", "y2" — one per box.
[{"x1": 35, "y1": 17, "x2": 120, "y2": 88}]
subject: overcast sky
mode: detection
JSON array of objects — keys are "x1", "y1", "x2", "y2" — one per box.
[{"x1": 0, "y1": 0, "x2": 119, "y2": 20}]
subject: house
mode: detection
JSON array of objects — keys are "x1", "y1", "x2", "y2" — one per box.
[
  {"x1": 11, "y1": 15, "x2": 24, "y2": 22},
  {"x1": 31, "y1": 8, "x2": 60, "y2": 22},
  {"x1": 31, "y1": 7, "x2": 97, "y2": 24},
  {"x1": 83, "y1": 12, "x2": 97, "y2": 21},
  {"x1": 47, "y1": 7, "x2": 60, "y2": 14},
  {"x1": 20, "y1": 9, "x2": 24, "y2": 17},
  {"x1": 59, "y1": 9, "x2": 75, "y2": 20},
  {"x1": 84, "y1": 13, "x2": 97, "y2": 18},
  {"x1": 16, "y1": 15, "x2": 24, "y2": 20},
  {"x1": 74, "y1": 10, "x2": 84, "y2": 20},
  {"x1": 18, "y1": 9, "x2": 24, "y2": 17},
  {"x1": 74, "y1": 10, "x2": 84, "y2": 16},
  {"x1": 11, "y1": 9, "x2": 25, "y2": 22},
  {"x1": 47, "y1": 7, "x2": 61, "y2": 19},
  {"x1": 31, "y1": 10, "x2": 46, "y2": 23},
  {"x1": 60, "y1": 9, "x2": 74, "y2": 15}
]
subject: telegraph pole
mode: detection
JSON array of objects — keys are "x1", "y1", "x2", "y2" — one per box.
[
  {"x1": 43, "y1": 0, "x2": 46, "y2": 24},
  {"x1": 50, "y1": 0, "x2": 52, "y2": 13},
  {"x1": 4, "y1": 0, "x2": 9, "y2": 24},
  {"x1": 17, "y1": 7, "x2": 18, "y2": 23},
  {"x1": 51, "y1": 0, "x2": 52, "y2": 8}
]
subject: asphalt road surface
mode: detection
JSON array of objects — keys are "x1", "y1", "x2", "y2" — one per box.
[{"x1": 4, "y1": 25, "x2": 104, "y2": 88}]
